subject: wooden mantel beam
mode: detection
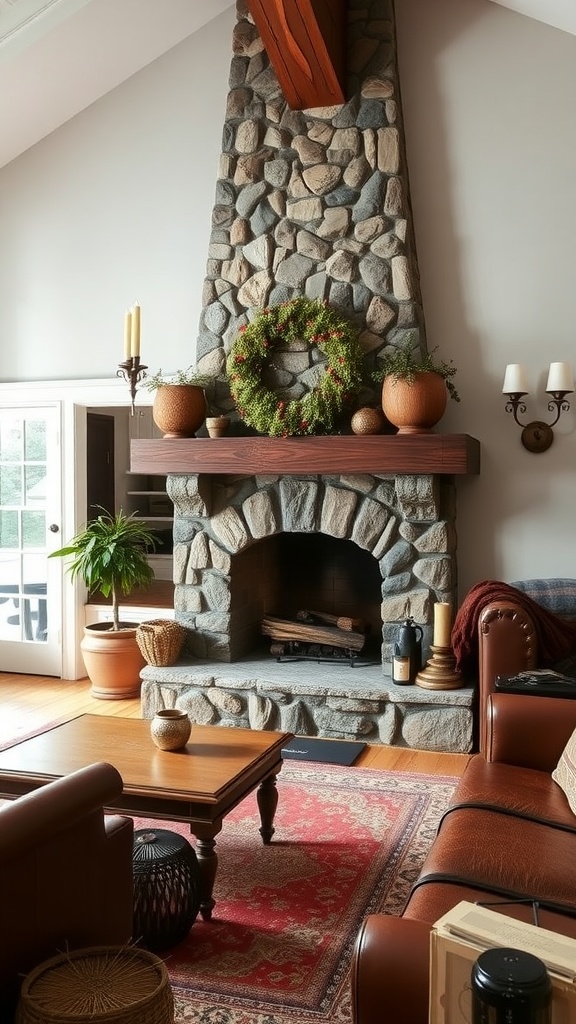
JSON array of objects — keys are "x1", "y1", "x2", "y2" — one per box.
[{"x1": 246, "y1": 0, "x2": 346, "y2": 110}]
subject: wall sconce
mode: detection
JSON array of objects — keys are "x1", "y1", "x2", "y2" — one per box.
[
  {"x1": 117, "y1": 356, "x2": 148, "y2": 414},
  {"x1": 502, "y1": 362, "x2": 574, "y2": 453}
]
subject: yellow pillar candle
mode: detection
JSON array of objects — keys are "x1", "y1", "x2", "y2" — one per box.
[
  {"x1": 433, "y1": 602, "x2": 452, "y2": 648},
  {"x1": 130, "y1": 303, "x2": 141, "y2": 358},
  {"x1": 123, "y1": 309, "x2": 132, "y2": 360}
]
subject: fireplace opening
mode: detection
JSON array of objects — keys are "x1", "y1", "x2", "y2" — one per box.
[{"x1": 226, "y1": 532, "x2": 382, "y2": 663}]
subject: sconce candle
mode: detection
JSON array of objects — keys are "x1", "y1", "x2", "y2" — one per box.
[
  {"x1": 546, "y1": 361, "x2": 574, "y2": 394},
  {"x1": 130, "y1": 303, "x2": 141, "y2": 358},
  {"x1": 124, "y1": 310, "x2": 132, "y2": 360},
  {"x1": 502, "y1": 363, "x2": 529, "y2": 395},
  {"x1": 433, "y1": 602, "x2": 452, "y2": 648}
]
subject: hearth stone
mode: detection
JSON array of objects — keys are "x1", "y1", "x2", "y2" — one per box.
[{"x1": 140, "y1": 657, "x2": 474, "y2": 753}]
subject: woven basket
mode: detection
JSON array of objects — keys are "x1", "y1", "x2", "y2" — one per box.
[
  {"x1": 136, "y1": 619, "x2": 185, "y2": 667},
  {"x1": 16, "y1": 945, "x2": 173, "y2": 1024}
]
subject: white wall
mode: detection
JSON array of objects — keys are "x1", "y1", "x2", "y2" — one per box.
[
  {"x1": 395, "y1": 0, "x2": 576, "y2": 594},
  {"x1": 1, "y1": 0, "x2": 576, "y2": 597},
  {"x1": 0, "y1": 7, "x2": 235, "y2": 380}
]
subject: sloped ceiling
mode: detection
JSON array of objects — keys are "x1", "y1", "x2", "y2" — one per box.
[
  {"x1": 0, "y1": 0, "x2": 574, "y2": 172},
  {"x1": 0, "y1": 0, "x2": 234, "y2": 169},
  {"x1": 487, "y1": 0, "x2": 576, "y2": 37}
]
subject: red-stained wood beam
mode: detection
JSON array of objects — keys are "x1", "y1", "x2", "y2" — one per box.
[
  {"x1": 131, "y1": 435, "x2": 481, "y2": 477},
  {"x1": 246, "y1": 0, "x2": 346, "y2": 110}
]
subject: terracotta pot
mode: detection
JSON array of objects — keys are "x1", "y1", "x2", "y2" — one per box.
[
  {"x1": 381, "y1": 371, "x2": 448, "y2": 434},
  {"x1": 81, "y1": 623, "x2": 146, "y2": 700},
  {"x1": 205, "y1": 415, "x2": 230, "y2": 438},
  {"x1": 152, "y1": 384, "x2": 207, "y2": 438}
]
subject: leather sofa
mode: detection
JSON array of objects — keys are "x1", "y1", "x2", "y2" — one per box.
[
  {"x1": 0, "y1": 761, "x2": 134, "y2": 1021},
  {"x1": 351, "y1": 692, "x2": 576, "y2": 1024}
]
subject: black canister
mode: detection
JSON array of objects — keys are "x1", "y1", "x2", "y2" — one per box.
[
  {"x1": 471, "y1": 947, "x2": 552, "y2": 1024},
  {"x1": 392, "y1": 617, "x2": 423, "y2": 684}
]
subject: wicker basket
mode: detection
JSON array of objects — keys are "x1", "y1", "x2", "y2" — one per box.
[
  {"x1": 136, "y1": 619, "x2": 185, "y2": 667},
  {"x1": 16, "y1": 945, "x2": 173, "y2": 1024}
]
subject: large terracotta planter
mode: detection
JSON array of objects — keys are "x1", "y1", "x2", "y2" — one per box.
[
  {"x1": 381, "y1": 371, "x2": 448, "y2": 434},
  {"x1": 81, "y1": 623, "x2": 146, "y2": 699},
  {"x1": 152, "y1": 384, "x2": 207, "y2": 438}
]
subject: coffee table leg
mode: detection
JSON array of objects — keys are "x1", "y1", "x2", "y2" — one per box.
[
  {"x1": 257, "y1": 773, "x2": 278, "y2": 844},
  {"x1": 192, "y1": 833, "x2": 218, "y2": 921}
]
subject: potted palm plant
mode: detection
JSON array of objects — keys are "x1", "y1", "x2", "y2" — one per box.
[
  {"x1": 144, "y1": 367, "x2": 212, "y2": 437},
  {"x1": 375, "y1": 345, "x2": 459, "y2": 433},
  {"x1": 50, "y1": 508, "x2": 158, "y2": 699}
]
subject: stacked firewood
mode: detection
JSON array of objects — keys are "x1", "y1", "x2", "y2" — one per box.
[{"x1": 261, "y1": 609, "x2": 367, "y2": 657}]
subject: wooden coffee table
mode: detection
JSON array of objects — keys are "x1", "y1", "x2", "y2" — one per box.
[{"x1": 0, "y1": 714, "x2": 293, "y2": 920}]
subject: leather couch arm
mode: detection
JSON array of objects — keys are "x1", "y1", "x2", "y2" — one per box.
[
  {"x1": 0, "y1": 761, "x2": 126, "y2": 859},
  {"x1": 486, "y1": 692, "x2": 576, "y2": 771},
  {"x1": 0, "y1": 762, "x2": 134, "y2": 1021},
  {"x1": 477, "y1": 600, "x2": 537, "y2": 752},
  {"x1": 351, "y1": 915, "x2": 431, "y2": 1024}
]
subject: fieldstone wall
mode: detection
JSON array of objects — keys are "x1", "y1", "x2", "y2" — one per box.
[
  {"x1": 140, "y1": 0, "x2": 475, "y2": 750},
  {"x1": 196, "y1": 0, "x2": 427, "y2": 417}
]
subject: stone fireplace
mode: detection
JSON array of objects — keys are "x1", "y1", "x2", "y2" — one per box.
[
  {"x1": 135, "y1": 437, "x2": 477, "y2": 751},
  {"x1": 168, "y1": 467, "x2": 454, "y2": 665},
  {"x1": 133, "y1": 0, "x2": 480, "y2": 751}
]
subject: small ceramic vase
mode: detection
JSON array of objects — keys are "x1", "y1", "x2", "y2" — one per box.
[{"x1": 150, "y1": 709, "x2": 191, "y2": 751}]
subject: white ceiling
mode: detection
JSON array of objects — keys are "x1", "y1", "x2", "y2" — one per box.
[
  {"x1": 0, "y1": 0, "x2": 234, "y2": 169},
  {"x1": 0, "y1": 0, "x2": 573, "y2": 172}
]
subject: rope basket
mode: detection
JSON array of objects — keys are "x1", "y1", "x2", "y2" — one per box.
[
  {"x1": 136, "y1": 619, "x2": 185, "y2": 667},
  {"x1": 16, "y1": 945, "x2": 173, "y2": 1024}
]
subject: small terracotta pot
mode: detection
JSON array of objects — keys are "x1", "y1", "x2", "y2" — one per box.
[
  {"x1": 152, "y1": 385, "x2": 207, "y2": 438},
  {"x1": 150, "y1": 709, "x2": 192, "y2": 751},
  {"x1": 205, "y1": 415, "x2": 230, "y2": 438}
]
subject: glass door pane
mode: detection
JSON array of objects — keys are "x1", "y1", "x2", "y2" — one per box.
[{"x1": 0, "y1": 408, "x2": 60, "y2": 673}]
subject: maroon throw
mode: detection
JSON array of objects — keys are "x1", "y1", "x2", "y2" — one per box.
[{"x1": 452, "y1": 580, "x2": 576, "y2": 675}]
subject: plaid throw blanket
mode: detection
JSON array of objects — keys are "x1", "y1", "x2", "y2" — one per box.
[{"x1": 452, "y1": 580, "x2": 576, "y2": 676}]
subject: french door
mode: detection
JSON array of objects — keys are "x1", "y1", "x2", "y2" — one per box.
[{"x1": 0, "y1": 406, "x2": 62, "y2": 675}]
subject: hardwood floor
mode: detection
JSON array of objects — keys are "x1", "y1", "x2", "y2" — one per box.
[{"x1": 0, "y1": 672, "x2": 471, "y2": 776}]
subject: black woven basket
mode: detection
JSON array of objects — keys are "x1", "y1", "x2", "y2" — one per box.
[{"x1": 133, "y1": 829, "x2": 201, "y2": 951}]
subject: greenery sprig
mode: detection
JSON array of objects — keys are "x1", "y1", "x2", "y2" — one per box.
[
  {"x1": 374, "y1": 346, "x2": 460, "y2": 402},
  {"x1": 144, "y1": 367, "x2": 214, "y2": 391},
  {"x1": 226, "y1": 297, "x2": 363, "y2": 436}
]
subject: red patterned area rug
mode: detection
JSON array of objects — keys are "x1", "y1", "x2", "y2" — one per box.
[{"x1": 134, "y1": 761, "x2": 458, "y2": 1024}]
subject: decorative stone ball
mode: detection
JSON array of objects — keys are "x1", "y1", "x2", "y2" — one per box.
[{"x1": 351, "y1": 406, "x2": 385, "y2": 435}]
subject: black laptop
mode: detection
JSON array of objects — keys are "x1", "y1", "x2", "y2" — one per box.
[{"x1": 495, "y1": 669, "x2": 576, "y2": 699}]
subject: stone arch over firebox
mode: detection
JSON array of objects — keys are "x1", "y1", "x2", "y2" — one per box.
[{"x1": 168, "y1": 470, "x2": 456, "y2": 667}]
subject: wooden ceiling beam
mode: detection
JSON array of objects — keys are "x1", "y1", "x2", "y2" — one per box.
[{"x1": 246, "y1": 0, "x2": 346, "y2": 110}]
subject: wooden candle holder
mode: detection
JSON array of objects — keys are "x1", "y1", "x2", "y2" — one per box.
[{"x1": 415, "y1": 644, "x2": 463, "y2": 690}]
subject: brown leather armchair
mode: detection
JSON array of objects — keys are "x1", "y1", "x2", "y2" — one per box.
[
  {"x1": 0, "y1": 762, "x2": 134, "y2": 1021},
  {"x1": 351, "y1": 693, "x2": 576, "y2": 1024}
]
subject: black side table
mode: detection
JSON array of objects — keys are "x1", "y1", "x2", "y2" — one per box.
[{"x1": 133, "y1": 829, "x2": 200, "y2": 951}]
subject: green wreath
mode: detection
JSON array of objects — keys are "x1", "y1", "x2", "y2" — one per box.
[{"x1": 226, "y1": 297, "x2": 363, "y2": 436}]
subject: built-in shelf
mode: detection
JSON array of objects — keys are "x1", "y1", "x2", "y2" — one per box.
[{"x1": 130, "y1": 434, "x2": 481, "y2": 476}]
